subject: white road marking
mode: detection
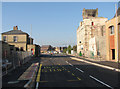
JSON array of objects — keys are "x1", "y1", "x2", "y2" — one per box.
[
  {"x1": 66, "y1": 61, "x2": 68, "y2": 63},
  {"x1": 76, "y1": 67, "x2": 84, "y2": 73},
  {"x1": 35, "y1": 82, "x2": 39, "y2": 89},
  {"x1": 89, "y1": 75, "x2": 113, "y2": 89},
  {"x1": 66, "y1": 61, "x2": 84, "y2": 73},
  {"x1": 68, "y1": 62, "x2": 73, "y2": 66}
]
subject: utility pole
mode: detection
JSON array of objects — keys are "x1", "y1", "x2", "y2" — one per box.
[
  {"x1": 30, "y1": 24, "x2": 32, "y2": 44},
  {"x1": 115, "y1": 4, "x2": 119, "y2": 63}
]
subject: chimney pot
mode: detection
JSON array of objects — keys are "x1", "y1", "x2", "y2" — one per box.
[
  {"x1": 13, "y1": 26, "x2": 15, "y2": 30},
  {"x1": 13, "y1": 26, "x2": 18, "y2": 30}
]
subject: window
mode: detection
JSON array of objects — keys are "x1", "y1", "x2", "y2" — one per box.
[
  {"x1": 101, "y1": 26, "x2": 104, "y2": 36},
  {"x1": 91, "y1": 22, "x2": 94, "y2": 26},
  {"x1": 20, "y1": 47, "x2": 24, "y2": 51},
  {"x1": 109, "y1": 26, "x2": 114, "y2": 35},
  {"x1": 3, "y1": 36, "x2": 6, "y2": 42},
  {"x1": 13, "y1": 36, "x2": 17, "y2": 42},
  {"x1": 16, "y1": 47, "x2": 19, "y2": 51},
  {"x1": 118, "y1": 23, "x2": 120, "y2": 33}
]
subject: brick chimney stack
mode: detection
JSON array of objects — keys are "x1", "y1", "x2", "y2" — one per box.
[{"x1": 13, "y1": 26, "x2": 18, "y2": 30}]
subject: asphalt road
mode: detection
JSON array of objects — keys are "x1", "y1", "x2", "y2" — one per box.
[
  {"x1": 36, "y1": 54, "x2": 119, "y2": 89},
  {"x1": 2, "y1": 54, "x2": 120, "y2": 89}
]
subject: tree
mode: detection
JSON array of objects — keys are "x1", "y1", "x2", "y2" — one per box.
[
  {"x1": 67, "y1": 45, "x2": 71, "y2": 54},
  {"x1": 73, "y1": 45, "x2": 77, "y2": 52},
  {"x1": 63, "y1": 48, "x2": 67, "y2": 53}
]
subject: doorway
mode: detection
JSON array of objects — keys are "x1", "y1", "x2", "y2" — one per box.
[{"x1": 112, "y1": 49, "x2": 115, "y2": 60}]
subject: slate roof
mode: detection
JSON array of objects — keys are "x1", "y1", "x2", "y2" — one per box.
[
  {"x1": 2, "y1": 30, "x2": 28, "y2": 35},
  {"x1": 41, "y1": 45, "x2": 51, "y2": 48}
]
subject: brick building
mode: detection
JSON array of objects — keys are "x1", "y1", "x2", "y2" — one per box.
[{"x1": 106, "y1": 7, "x2": 120, "y2": 62}]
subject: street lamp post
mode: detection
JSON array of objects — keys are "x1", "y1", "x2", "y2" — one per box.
[{"x1": 115, "y1": 4, "x2": 119, "y2": 63}]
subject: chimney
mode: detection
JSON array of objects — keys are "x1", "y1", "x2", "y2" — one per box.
[{"x1": 13, "y1": 26, "x2": 18, "y2": 30}]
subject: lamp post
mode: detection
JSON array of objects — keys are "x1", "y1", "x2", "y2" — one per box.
[{"x1": 115, "y1": 4, "x2": 119, "y2": 63}]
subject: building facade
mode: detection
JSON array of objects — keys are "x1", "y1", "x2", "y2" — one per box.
[
  {"x1": 77, "y1": 8, "x2": 108, "y2": 60},
  {"x1": 27, "y1": 44, "x2": 41, "y2": 56},
  {"x1": 1, "y1": 26, "x2": 41, "y2": 56},
  {"x1": 41, "y1": 45, "x2": 52, "y2": 53},
  {"x1": 106, "y1": 7, "x2": 120, "y2": 62},
  {"x1": 2, "y1": 26, "x2": 33, "y2": 51}
]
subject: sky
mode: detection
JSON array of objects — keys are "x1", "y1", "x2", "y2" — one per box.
[{"x1": 2, "y1": 2, "x2": 117, "y2": 47}]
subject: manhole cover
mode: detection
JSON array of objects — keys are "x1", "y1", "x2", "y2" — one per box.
[{"x1": 8, "y1": 81, "x2": 19, "y2": 84}]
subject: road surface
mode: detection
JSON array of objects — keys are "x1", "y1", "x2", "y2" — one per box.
[
  {"x1": 36, "y1": 54, "x2": 119, "y2": 89},
  {"x1": 2, "y1": 54, "x2": 119, "y2": 89}
]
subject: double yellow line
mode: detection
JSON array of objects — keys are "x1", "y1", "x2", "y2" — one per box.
[{"x1": 36, "y1": 64, "x2": 42, "y2": 82}]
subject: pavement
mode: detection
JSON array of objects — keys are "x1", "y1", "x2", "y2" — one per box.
[
  {"x1": 2, "y1": 56, "x2": 41, "y2": 89},
  {"x1": 70, "y1": 54, "x2": 120, "y2": 70}
]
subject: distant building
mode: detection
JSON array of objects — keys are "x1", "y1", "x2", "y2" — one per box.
[
  {"x1": 106, "y1": 7, "x2": 120, "y2": 62},
  {"x1": 27, "y1": 44, "x2": 41, "y2": 56},
  {"x1": 77, "y1": 8, "x2": 108, "y2": 60},
  {"x1": 55, "y1": 47, "x2": 61, "y2": 52},
  {"x1": 55, "y1": 47, "x2": 67, "y2": 53},
  {"x1": 41, "y1": 45, "x2": 52, "y2": 53}
]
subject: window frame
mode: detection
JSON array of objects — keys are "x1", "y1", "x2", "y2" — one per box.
[
  {"x1": 13, "y1": 36, "x2": 17, "y2": 42},
  {"x1": 3, "y1": 36, "x2": 7, "y2": 42},
  {"x1": 109, "y1": 26, "x2": 114, "y2": 35}
]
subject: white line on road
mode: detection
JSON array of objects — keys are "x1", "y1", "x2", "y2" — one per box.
[
  {"x1": 66, "y1": 61, "x2": 68, "y2": 63},
  {"x1": 76, "y1": 67, "x2": 84, "y2": 73},
  {"x1": 36, "y1": 82, "x2": 39, "y2": 89},
  {"x1": 66, "y1": 61, "x2": 73, "y2": 66},
  {"x1": 89, "y1": 75, "x2": 113, "y2": 89},
  {"x1": 69, "y1": 63, "x2": 73, "y2": 66},
  {"x1": 66, "y1": 61, "x2": 84, "y2": 73}
]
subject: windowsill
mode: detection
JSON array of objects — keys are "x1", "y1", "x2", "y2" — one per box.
[{"x1": 110, "y1": 34, "x2": 114, "y2": 36}]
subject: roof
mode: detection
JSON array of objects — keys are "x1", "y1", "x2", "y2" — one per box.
[
  {"x1": 42, "y1": 45, "x2": 51, "y2": 47},
  {"x1": 2, "y1": 30, "x2": 28, "y2": 35}
]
